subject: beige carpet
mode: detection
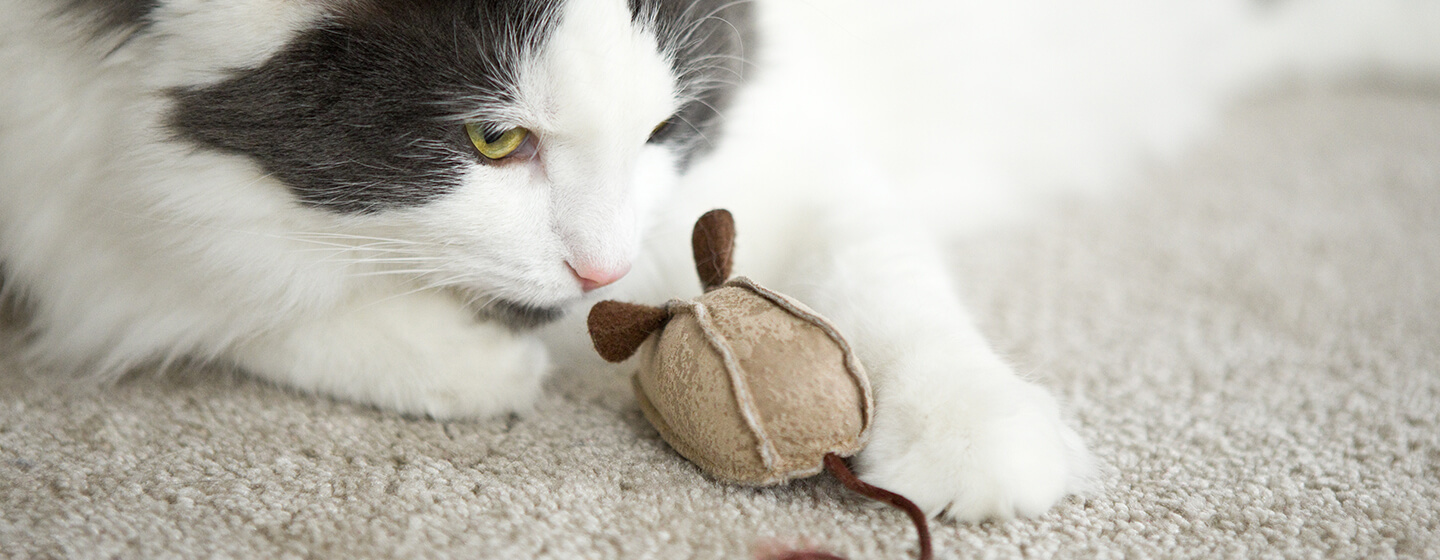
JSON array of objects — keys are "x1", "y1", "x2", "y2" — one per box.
[{"x1": 3, "y1": 89, "x2": 1439, "y2": 559}]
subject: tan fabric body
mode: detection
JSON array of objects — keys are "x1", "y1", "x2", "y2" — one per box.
[{"x1": 633, "y1": 280, "x2": 872, "y2": 486}]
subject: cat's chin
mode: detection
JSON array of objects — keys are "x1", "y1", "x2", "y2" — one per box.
[
  {"x1": 472, "y1": 299, "x2": 568, "y2": 331},
  {"x1": 445, "y1": 287, "x2": 571, "y2": 331}
]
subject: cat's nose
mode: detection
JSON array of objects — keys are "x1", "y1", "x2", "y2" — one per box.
[{"x1": 567, "y1": 261, "x2": 631, "y2": 292}]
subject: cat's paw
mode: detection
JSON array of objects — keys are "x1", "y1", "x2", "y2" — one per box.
[
  {"x1": 232, "y1": 290, "x2": 551, "y2": 420},
  {"x1": 855, "y1": 372, "x2": 1094, "y2": 522},
  {"x1": 389, "y1": 315, "x2": 551, "y2": 419}
]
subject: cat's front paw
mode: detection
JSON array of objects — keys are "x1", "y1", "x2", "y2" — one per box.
[
  {"x1": 232, "y1": 291, "x2": 551, "y2": 420},
  {"x1": 855, "y1": 372, "x2": 1094, "y2": 522}
]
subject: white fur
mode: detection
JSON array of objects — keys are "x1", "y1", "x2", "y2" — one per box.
[
  {"x1": 2, "y1": 0, "x2": 1436, "y2": 522},
  {"x1": 765, "y1": 0, "x2": 1440, "y2": 231}
]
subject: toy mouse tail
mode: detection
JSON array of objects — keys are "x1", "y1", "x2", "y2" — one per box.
[
  {"x1": 757, "y1": 454, "x2": 933, "y2": 560},
  {"x1": 823, "y1": 453, "x2": 934, "y2": 560}
]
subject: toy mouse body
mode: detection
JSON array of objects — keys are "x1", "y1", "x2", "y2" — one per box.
[
  {"x1": 635, "y1": 276, "x2": 871, "y2": 485},
  {"x1": 587, "y1": 209, "x2": 872, "y2": 485},
  {"x1": 588, "y1": 209, "x2": 932, "y2": 560}
]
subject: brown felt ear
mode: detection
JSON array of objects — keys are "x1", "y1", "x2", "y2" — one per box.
[
  {"x1": 692, "y1": 209, "x2": 736, "y2": 292},
  {"x1": 587, "y1": 300, "x2": 671, "y2": 363}
]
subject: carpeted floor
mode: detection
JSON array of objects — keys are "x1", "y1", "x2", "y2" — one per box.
[{"x1": 3, "y1": 89, "x2": 1438, "y2": 559}]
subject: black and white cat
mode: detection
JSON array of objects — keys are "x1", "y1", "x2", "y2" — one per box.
[{"x1": 1, "y1": 0, "x2": 1434, "y2": 521}]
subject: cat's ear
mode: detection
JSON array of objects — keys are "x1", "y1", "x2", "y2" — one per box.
[
  {"x1": 588, "y1": 301, "x2": 671, "y2": 363},
  {"x1": 692, "y1": 209, "x2": 735, "y2": 292}
]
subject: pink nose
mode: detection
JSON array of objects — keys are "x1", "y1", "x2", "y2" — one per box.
[{"x1": 567, "y1": 261, "x2": 631, "y2": 292}]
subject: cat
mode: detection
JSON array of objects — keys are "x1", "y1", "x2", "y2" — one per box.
[{"x1": 1, "y1": 0, "x2": 1435, "y2": 521}]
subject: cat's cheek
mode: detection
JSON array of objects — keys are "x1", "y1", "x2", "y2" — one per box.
[
  {"x1": 630, "y1": 146, "x2": 685, "y2": 225},
  {"x1": 370, "y1": 163, "x2": 579, "y2": 300}
]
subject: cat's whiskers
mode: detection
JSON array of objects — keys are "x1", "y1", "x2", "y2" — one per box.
[
  {"x1": 357, "y1": 271, "x2": 480, "y2": 312},
  {"x1": 678, "y1": 79, "x2": 746, "y2": 99},
  {"x1": 99, "y1": 206, "x2": 444, "y2": 259},
  {"x1": 284, "y1": 232, "x2": 433, "y2": 247},
  {"x1": 677, "y1": 60, "x2": 748, "y2": 83},
  {"x1": 290, "y1": 242, "x2": 423, "y2": 254},
  {"x1": 682, "y1": 52, "x2": 752, "y2": 68},
  {"x1": 675, "y1": 92, "x2": 728, "y2": 119},
  {"x1": 282, "y1": 233, "x2": 437, "y2": 254},
  {"x1": 316, "y1": 255, "x2": 445, "y2": 264},
  {"x1": 465, "y1": 292, "x2": 517, "y2": 316},
  {"x1": 674, "y1": 0, "x2": 754, "y2": 39},
  {"x1": 670, "y1": 113, "x2": 714, "y2": 147},
  {"x1": 671, "y1": 1, "x2": 752, "y2": 57}
]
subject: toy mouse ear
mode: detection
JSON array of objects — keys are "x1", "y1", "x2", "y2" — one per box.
[
  {"x1": 692, "y1": 209, "x2": 736, "y2": 292},
  {"x1": 587, "y1": 301, "x2": 671, "y2": 363}
]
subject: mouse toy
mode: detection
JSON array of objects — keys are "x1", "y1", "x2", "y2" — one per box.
[{"x1": 587, "y1": 209, "x2": 932, "y2": 560}]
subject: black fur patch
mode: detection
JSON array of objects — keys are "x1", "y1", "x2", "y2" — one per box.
[
  {"x1": 476, "y1": 299, "x2": 567, "y2": 331},
  {"x1": 58, "y1": 0, "x2": 159, "y2": 39},
  {"x1": 168, "y1": 0, "x2": 752, "y2": 214},
  {"x1": 632, "y1": 0, "x2": 756, "y2": 166},
  {"x1": 169, "y1": 0, "x2": 563, "y2": 214}
]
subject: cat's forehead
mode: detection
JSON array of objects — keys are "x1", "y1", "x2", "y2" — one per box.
[
  {"x1": 321, "y1": 0, "x2": 752, "y2": 127},
  {"x1": 506, "y1": 0, "x2": 677, "y2": 137},
  {"x1": 167, "y1": 0, "x2": 752, "y2": 213}
]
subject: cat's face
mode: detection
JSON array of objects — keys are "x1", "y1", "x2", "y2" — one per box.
[{"x1": 166, "y1": 0, "x2": 751, "y2": 328}]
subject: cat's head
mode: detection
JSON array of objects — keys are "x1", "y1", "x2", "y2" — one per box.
[{"x1": 162, "y1": 0, "x2": 752, "y2": 328}]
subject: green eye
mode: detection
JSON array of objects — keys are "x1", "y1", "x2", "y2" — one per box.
[
  {"x1": 466, "y1": 123, "x2": 530, "y2": 160},
  {"x1": 648, "y1": 120, "x2": 670, "y2": 142}
]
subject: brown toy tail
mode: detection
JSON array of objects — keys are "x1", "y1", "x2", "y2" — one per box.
[
  {"x1": 762, "y1": 454, "x2": 934, "y2": 560},
  {"x1": 587, "y1": 301, "x2": 671, "y2": 363},
  {"x1": 692, "y1": 209, "x2": 736, "y2": 292},
  {"x1": 824, "y1": 453, "x2": 933, "y2": 560}
]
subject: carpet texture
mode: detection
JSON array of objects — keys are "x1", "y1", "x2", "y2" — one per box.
[{"x1": 3, "y1": 89, "x2": 1439, "y2": 559}]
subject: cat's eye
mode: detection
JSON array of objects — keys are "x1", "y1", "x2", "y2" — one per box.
[
  {"x1": 648, "y1": 120, "x2": 671, "y2": 143},
  {"x1": 466, "y1": 123, "x2": 531, "y2": 160}
]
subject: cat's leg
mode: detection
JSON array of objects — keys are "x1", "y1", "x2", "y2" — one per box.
[
  {"x1": 229, "y1": 289, "x2": 548, "y2": 419},
  {"x1": 750, "y1": 202, "x2": 1096, "y2": 521}
]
